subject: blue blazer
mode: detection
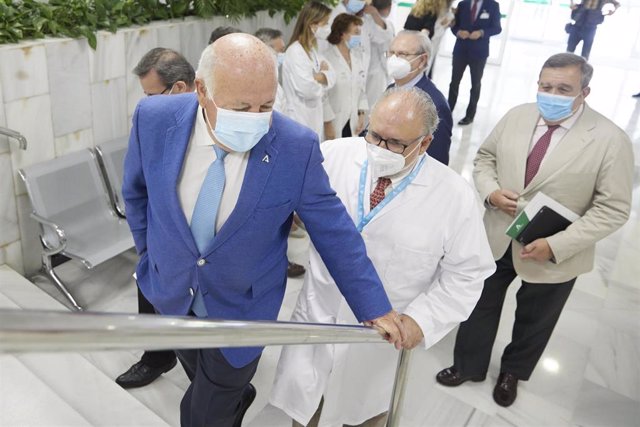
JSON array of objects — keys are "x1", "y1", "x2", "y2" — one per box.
[
  {"x1": 451, "y1": 0, "x2": 502, "y2": 60},
  {"x1": 389, "y1": 75, "x2": 453, "y2": 165},
  {"x1": 123, "y1": 93, "x2": 392, "y2": 368}
]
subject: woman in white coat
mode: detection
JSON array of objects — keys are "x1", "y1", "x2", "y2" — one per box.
[
  {"x1": 322, "y1": 13, "x2": 368, "y2": 140},
  {"x1": 282, "y1": 1, "x2": 336, "y2": 139},
  {"x1": 270, "y1": 87, "x2": 496, "y2": 427}
]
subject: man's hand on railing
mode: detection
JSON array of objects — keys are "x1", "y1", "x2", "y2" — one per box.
[
  {"x1": 364, "y1": 310, "x2": 406, "y2": 350},
  {"x1": 399, "y1": 314, "x2": 424, "y2": 350}
]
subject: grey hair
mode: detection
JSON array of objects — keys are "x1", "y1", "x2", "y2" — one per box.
[
  {"x1": 540, "y1": 53, "x2": 594, "y2": 88},
  {"x1": 133, "y1": 48, "x2": 195, "y2": 87},
  {"x1": 254, "y1": 28, "x2": 283, "y2": 44},
  {"x1": 374, "y1": 86, "x2": 440, "y2": 136},
  {"x1": 396, "y1": 30, "x2": 432, "y2": 60},
  {"x1": 196, "y1": 43, "x2": 218, "y2": 97}
]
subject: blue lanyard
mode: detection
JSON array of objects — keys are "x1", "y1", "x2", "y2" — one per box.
[{"x1": 356, "y1": 156, "x2": 427, "y2": 232}]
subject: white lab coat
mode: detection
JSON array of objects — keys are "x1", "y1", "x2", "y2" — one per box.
[
  {"x1": 324, "y1": 4, "x2": 395, "y2": 83},
  {"x1": 282, "y1": 41, "x2": 336, "y2": 139},
  {"x1": 270, "y1": 138, "x2": 495, "y2": 427},
  {"x1": 366, "y1": 18, "x2": 395, "y2": 108},
  {"x1": 322, "y1": 44, "x2": 368, "y2": 137}
]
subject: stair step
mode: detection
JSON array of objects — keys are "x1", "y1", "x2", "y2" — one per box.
[
  {"x1": 0, "y1": 355, "x2": 92, "y2": 426},
  {"x1": 0, "y1": 265, "x2": 67, "y2": 311}
]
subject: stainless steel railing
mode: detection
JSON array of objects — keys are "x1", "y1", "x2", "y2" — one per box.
[
  {"x1": 0, "y1": 309, "x2": 412, "y2": 426},
  {"x1": 0, "y1": 126, "x2": 27, "y2": 150}
]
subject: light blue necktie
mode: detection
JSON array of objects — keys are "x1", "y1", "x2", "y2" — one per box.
[{"x1": 189, "y1": 144, "x2": 228, "y2": 316}]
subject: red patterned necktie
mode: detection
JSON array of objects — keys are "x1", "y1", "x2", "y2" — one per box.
[
  {"x1": 370, "y1": 177, "x2": 392, "y2": 210},
  {"x1": 471, "y1": 0, "x2": 479, "y2": 23},
  {"x1": 524, "y1": 125, "x2": 560, "y2": 187}
]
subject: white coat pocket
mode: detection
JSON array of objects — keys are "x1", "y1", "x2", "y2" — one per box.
[{"x1": 383, "y1": 244, "x2": 438, "y2": 305}]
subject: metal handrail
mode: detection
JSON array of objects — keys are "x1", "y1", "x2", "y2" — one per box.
[
  {"x1": 0, "y1": 309, "x2": 411, "y2": 426},
  {"x1": 0, "y1": 126, "x2": 27, "y2": 150}
]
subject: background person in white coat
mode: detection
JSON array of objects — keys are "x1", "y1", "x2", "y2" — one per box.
[
  {"x1": 366, "y1": 0, "x2": 395, "y2": 108},
  {"x1": 322, "y1": 13, "x2": 368, "y2": 140},
  {"x1": 270, "y1": 87, "x2": 496, "y2": 427},
  {"x1": 282, "y1": 1, "x2": 336, "y2": 139}
]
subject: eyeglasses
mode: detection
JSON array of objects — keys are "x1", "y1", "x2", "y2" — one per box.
[
  {"x1": 384, "y1": 51, "x2": 424, "y2": 60},
  {"x1": 147, "y1": 85, "x2": 173, "y2": 97},
  {"x1": 364, "y1": 129, "x2": 425, "y2": 154}
]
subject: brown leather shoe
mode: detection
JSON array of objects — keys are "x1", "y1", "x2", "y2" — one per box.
[
  {"x1": 493, "y1": 372, "x2": 518, "y2": 407},
  {"x1": 287, "y1": 262, "x2": 306, "y2": 278},
  {"x1": 436, "y1": 366, "x2": 486, "y2": 386}
]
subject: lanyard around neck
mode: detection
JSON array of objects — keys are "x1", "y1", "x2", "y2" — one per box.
[{"x1": 356, "y1": 156, "x2": 427, "y2": 232}]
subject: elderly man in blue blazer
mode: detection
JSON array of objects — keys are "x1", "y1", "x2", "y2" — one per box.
[
  {"x1": 448, "y1": 0, "x2": 502, "y2": 125},
  {"x1": 123, "y1": 34, "x2": 404, "y2": 427},
  {"x1": 386, "y1": 30, "x2": 453, "y2": 165}
]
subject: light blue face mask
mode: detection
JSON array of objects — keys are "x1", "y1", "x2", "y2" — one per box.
[
  {"x1": 205, "y1": 97, "x2": 272, "y2": 153},
  {"x1": 346, "y1": 0, "x2": 366, "y2": 13},
  {"x1": 347, "y1": 35, "x2": 362, "y2": 50},
  {"x1": 536, "y1": 92, "x2": 579, "y2": 122}
]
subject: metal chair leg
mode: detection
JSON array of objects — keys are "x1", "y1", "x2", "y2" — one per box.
[{"x1": 42, "y1": 254, "x2": 83, "y2": 311}]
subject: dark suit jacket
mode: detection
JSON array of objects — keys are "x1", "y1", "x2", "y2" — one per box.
[
  {"x1": 451, "y1": 0, "x2": 502, "y2": 60},
  {"x1": 390, "y1": 75, "x2": 453, "y2": 165},
  {"x1": 123, "y1": 93, "x2": 392, "y2": 368}
]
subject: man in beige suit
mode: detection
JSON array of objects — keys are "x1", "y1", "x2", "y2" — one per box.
[{"x1": 436, "y1": 53, "x2": 634, "y2": 407}]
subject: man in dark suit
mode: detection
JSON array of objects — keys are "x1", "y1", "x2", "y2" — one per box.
[
  {"x1": 123, "y1": 34, "x2": 405, "y2": 427},
  {"x1": 448, "y1": 0, "x2": 502, "y2": 125},
  {"x1": 386, "y1": 30, "x2": 452, "y2": 165},
  {"x1": 566, "y1": 0, "x2": 620, "y2": 60}
]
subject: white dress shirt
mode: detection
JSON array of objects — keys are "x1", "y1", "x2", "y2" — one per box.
[
  {"x1": 178, "y1": 106, "x2": 249, "y2": 232},
  {"x1": 398, "y1": 71, "x2": 425, "y2": 89},
  {"x1": 528, "y1": 103, "x2": 585, "y2": 165}
]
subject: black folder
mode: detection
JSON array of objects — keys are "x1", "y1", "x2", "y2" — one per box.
[{"x1": 516, "y1": 205, "x2": 572, "y2": 245}]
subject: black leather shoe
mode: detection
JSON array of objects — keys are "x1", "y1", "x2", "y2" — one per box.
[
  {"x1": 233, "y1": 383, "x2": 256, "y2": 427},
  {"x1": 115, "y1": 359, "x2": 177, "y2": 389},
  {"x1": 493, "y1": 372, "x2": 518, "y2": 407},
  {"x1": 633, "y1": 92, "x2": 640, "y2": 98},
  {"x1": 436, "y1": 366, "x2": 486, "y2": 386},
  {"x1": 287, "y1": 262, "x2": 306, "y2": 278},
  {"x1": 458, "y1": 117, "x2": 474, "y2": 125}
]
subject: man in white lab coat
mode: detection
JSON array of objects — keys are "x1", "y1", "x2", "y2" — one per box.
[{"x1": 270, "y1": 87, "x2": 496, "y2": 427}]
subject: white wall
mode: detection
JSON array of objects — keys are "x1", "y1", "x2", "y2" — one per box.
[{"x1": 0, "y1": 12, "x2": 295, "y2": 275}]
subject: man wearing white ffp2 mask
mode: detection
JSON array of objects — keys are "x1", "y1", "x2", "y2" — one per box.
[
  {"x1": 385, "y1": 30, "x2": 453, "y2": 166},
  {"x1": 271, "y1": 86, "x2": 495, "y2": 427}
]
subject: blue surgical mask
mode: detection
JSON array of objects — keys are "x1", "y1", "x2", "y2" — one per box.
[
  {"x1": 536, "y1": 92, "x2": 579, "y2": 122},
  {"x1": 347, "y1": 35, "x2": 362, "y2": 50},
  {"x1": 346, "y1": 0, "x2": 366, "y2": 14},
  {"x1": 276, "y1": 52, "x2": 285, "y2": 66},
  {"x1": 205, "y1": 97, "x2": 272, "y2": 153}
]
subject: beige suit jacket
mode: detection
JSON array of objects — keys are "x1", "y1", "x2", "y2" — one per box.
[{"x1": 473, "y1": 102, "x2": 634, "y2": 283}]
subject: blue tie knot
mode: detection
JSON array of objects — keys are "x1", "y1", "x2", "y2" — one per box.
[{"x1": 213, "y1": 144, "x2": 228, "y2": 160}]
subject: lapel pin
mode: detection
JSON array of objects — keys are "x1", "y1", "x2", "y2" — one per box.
[{"x1": 262, "y1": 154, "x2": 270, "y2": 163}]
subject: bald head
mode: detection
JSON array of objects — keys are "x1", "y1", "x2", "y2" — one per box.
[
  {"x1": 196, "y1": 33, "x2": 277, "y2": 98},
  {"x1": 371, "y1": 87, "x2": 439, "y2": 139}
]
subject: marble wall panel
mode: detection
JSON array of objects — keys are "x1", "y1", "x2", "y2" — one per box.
[
  {"x1": 155, "y1": 21, "x2": 182, "y2": 53},
  {"x1": 0, "y1": 154, "x2": 19, "y2": 247},
  {"x1": 54, "y1": 128, "x2": 94, "y2": 157},
  {"x1": 16, "y1": 194, "x2": 42, "y2": 276},
  {"x1": 5, "y1": 94, "x2": 56, "y2": 196},
  {"x1": 0, "y1": 83, "x2": 8, "y2": 154},
  {"x1": 0, "y1": 42, "x2": 49, "y2": 103},
  {"x1": 45, "y1": 39, "x2": 93, "y2": 137},
  {"x1": 91, "y1": 77, "x2": 128, "y2": 145},
  {"x1": 0, "y1": 244, "x2": 5, "y2": 265},
  {"x1": 180, "y1": 18, "x2": 211, "y2": 69},
  {"x1": 124, "y1": 27, "x2": 159, "y2": 117},
  {"x1": 3, "y1": 240, "x2": 24, "y2": 275},
  {"x1": 88, "y1": 31, "x2": 126, "y2": 83}
]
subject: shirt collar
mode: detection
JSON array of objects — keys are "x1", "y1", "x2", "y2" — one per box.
[
  {"x1": 536, "y1": 102, "x2": 585, "y2": 130},
  {"x1": 398, "y1": 72, "x2": 425, "y2": 89}
]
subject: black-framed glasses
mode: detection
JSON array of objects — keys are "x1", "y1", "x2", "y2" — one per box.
[
  {"x1": 384, "y1": 50, "x2": 424, "y2": 60},
  {"x1": 147, "y1": 85, "x2": 173, "y2": 97},
  {"x1": 364, "y1": 129, "x2": 425, "y2": 154}
]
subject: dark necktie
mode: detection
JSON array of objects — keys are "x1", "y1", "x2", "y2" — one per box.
[
  {"x1": 524, "y1": 125, "x2": 560, "y2": 187},
  {"x1": 471, "y1": 0, "x2": 479, "y2": 23},
  {"x1": 370, "y1": 178, "x2": 392, "y2": 210}
]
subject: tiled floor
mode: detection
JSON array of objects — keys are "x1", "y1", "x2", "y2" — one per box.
[{"x1": 6, "y1": 35, "x2": 640, "y2": 426}]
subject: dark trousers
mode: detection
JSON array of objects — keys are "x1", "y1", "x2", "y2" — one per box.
[
  {"x1": 448, "y1": 55, "x2": 487, "y2": 120},
  {"x1": 177, "y1": 347, "x2": 260, "y2": 427},
  {"x1": 453, "y1": 246, "x2": 575, "y2": 380},
  {"x1": 138, "y1": 285, "x2": 177, "y2": 367},
  {"x1": 342, "y1": 120, "x2": 352, "y2": 138},
  {"x1": 567, "y1": 25, "x2": 598, "y2": 60}
]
